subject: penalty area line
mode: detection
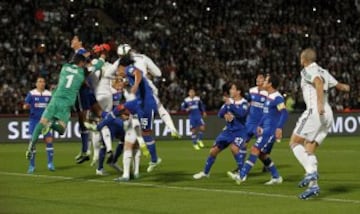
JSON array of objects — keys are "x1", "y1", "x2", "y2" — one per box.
[{"x1": 0, "y1": 171, "x2": 359, "y2": 205}]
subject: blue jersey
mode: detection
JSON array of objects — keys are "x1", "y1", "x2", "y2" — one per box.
[
  {"x1": 259, "y1": 91, "x2": 288, "y2": 134},
  {"x1": 125, "y1": 65, "x2": 156, "y2": 111},
  {"x1": 112, "y1": 87, "x2": 123, "y2": 108},
  {"x1": 181, "y1": 96, "x2": 205, "y2": 120},
  {"x1": 218, "y1": 98, "x2": 248, "y2": 132},
  {"x1": 246, "y1": 86, "x2": 268, "y2": 125},
  {"x1": 25, "y1": 89, "x2": 52, "y2": 121}
]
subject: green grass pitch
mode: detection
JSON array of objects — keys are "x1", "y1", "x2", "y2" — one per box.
[{"x1": 0, "y1": 136, "x2": 359, "y2": 213}]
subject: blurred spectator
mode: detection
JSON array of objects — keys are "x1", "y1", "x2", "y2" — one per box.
[{"x1": 1, "y1": 0, "x2": 359, "y2": 114}]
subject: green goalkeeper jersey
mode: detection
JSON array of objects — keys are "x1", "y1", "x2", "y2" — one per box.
[{"x1": 52, "y1": 63, "x2": 85, "y2": 106}]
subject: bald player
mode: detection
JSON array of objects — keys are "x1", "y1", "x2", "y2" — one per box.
[{"x1": 289, "y1": 48, "x2": 350, "y2": 200}]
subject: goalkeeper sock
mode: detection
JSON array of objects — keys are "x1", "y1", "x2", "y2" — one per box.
[{"x1": 31, "y1": 123, "x2": 45, "y2": 149}]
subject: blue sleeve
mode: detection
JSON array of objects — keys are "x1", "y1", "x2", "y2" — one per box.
[
  {"x1": 25, "y1": 93, "x2": 32, "y2": 104},
  {"x1": 181, "y1": 101, "x2": 187, "y2": 111},
  {"x1": 199, "y1": 100, "x2": 206, "y2": 113},
  {"x1": 217, "y1": 104, "x2": 227, "y2": 118},
  {"x1": 228, "y1": 103, "x2": 248, "y2": 119},
  {"x1": 277, "y1": 108, "x2": 288, "y2": 129}
]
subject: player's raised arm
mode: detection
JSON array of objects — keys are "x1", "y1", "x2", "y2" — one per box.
[
  {"x1": 335, "y1": 82, "x2": 350, "y2": 92},
  {"x1": 144, "y1": 55, "x2": 162, "y2": 77},
  {"x1": 130, "y1": 68, "x2": 142, "y2": 95}
]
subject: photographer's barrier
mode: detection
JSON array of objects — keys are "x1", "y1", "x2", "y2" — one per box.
[{"x1": 1, "y1": 113, "x2": 359, "y2": 143}]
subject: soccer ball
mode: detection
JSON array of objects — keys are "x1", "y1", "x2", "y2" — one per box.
[{"x1": 117, "y1": 44, "x2": 131, "y2": 56}]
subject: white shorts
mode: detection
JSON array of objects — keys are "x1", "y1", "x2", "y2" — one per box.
[
  {"x1": 125, "y1": 128, "x2": 137, "y2": 144},
  {"x1": 96, "y1": 93, "x2": 113, "y2": 112},
  {"x1": 293, "y1": 106, "x2": 333, "y2": 145}
]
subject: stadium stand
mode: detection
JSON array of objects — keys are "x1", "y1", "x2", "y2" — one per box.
[{"x1": 0, "y1": 0, "x2": 359, "y2": 114}]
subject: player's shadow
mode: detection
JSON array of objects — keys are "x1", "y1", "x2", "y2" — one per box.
[
  {"x1": 249, "y1": 164, "x2": 292, "y2": 178},
  {"x1": 149, "y1": 171, "x2": 191, "y2": 184},
  {"x1": 327, "y1": 185, "x2": 352, "y2": 195},
  {"x1": 54, "y1": 165, "x2": 78, "y2": 171}
]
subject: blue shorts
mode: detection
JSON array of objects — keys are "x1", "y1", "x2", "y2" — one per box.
[
  {"x1": 139, "y1": 107, "x2": 156, "y2": 131},
  {"x1": 213, "y1": 130, "x2": 247, "y2": 150},
  {"x1": 29, "y1": 119, "x2": 52, "y2": 138},
  {"x1": 245, "y1": 123, "x2": 259, "y2": 141},
  {"x1": 190, "y1": 117, "x2": 205, "y2": 129},
  {"x1": 108, "y1": 118, "x2": 125, "y2": 142},
  {"x1": 74, "y1": 86, "x2": 97, "y2": 112},
  {"x1": 253, "y1": 132, "x2": 275, "y2": 154}
]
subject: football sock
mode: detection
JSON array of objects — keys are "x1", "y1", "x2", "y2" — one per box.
[
  {"x1": 144, "y1": 136, "x2": 158, "y2": 163},
  {"x1": 204, "y1": 156, "x2": 216, "y2": 174},
  {"x1": 240, "y1": 153, "x2": 258, "y2": 179},
  {"x1": 46, "y1": 143, "x2": 54, "y2": 164},
  {"x1": 98, "y1": 147, "x2": 106, "y2": 170},
  {"x1": 133, "y1": 149, "x2": 141, "y2": 175},
  {"x1": 122, "y1": 150, "x2": 132, "y2": 178},
  {"x1": 100, "y1": 126, "x2": 112, "y2": 153},
  {"x1": 261, "y1": 157, "x2": 280, "y2": 178},
  {"x1": 159, "y1": 106, "x2": 177, "y2": 133},
  {"x1": 113, "y1": 142, "x2": 124, "y2": 164},
  {"x1": 191, "y1": 134, "x2": 197, "y2": 145},
  {"x1": 198, "y1": 131, "x2": 204, "y2": 140},
  {"x1": 50, "y1": 121, "x2": 65, "y2": 135},
  {"x1": 291, "y1": 144, "x2": 309, "y2": 172}
]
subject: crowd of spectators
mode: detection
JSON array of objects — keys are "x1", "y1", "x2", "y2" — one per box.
[{"x1": 1, "y1": 0, "x2": 360, "y2": 114}]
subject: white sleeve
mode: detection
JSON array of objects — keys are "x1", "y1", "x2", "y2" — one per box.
[
  {"x1": 305, "y1": 67, "x2": 321, "y2": 84},
  {"x1": 147, "y1": 78, "x2": 158, "y2": 96},
  {"x1": 326, "y1": 71, "x2": 338, "y2": 88},
  {"x1": 102, "y1": 62, "x2": 118, "y2": 79},
  {"x1": 144, "y1": 55, "x2": 162, "y2": 77}
]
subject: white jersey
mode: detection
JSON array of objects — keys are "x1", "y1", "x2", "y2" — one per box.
[
  {"x1": 93, "y1": 60, "x2": 119, "y2": 96},
  {"x1": 295, "y1": 62, "x2": 338, "y2": 144},
  {"x1": 132, "y1": 53, "x2": 162, "y2": 77},
  {"x1": 300, "y1": 62, "x2": 338, "y2": 110},
  {"x1": 132, "y1": 53, "x2": 161, "y2": 98}
]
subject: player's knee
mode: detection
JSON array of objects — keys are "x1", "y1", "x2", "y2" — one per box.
[
  {"x1": 209, "y1": 147, "x2": 220, "y2": 157},
  {"x1": 142, "y1": 130, "x2": 152, "y2": 136},
  {"x1": 44, "y1": 137, "x2": 53, "y2": 143},
  {"x1": 250, "y1": 146, "x2": 260, "y2": 155}
]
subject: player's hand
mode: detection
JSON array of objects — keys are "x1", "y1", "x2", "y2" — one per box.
[
  {"x1": 203, "y1": 112, "x2": 207, "y2": 118},
  {"x1": 224, "y1": 113, "x2": 234, "y2": 122},
  {"x1": 343, "y1": 84, "x2": 350, "y2": 92},
  {"x1": 224, "y1": 97, "x2": 231, "y2": 105},
  {"x1": 317, "y1": 105, "x2": 325, "y2": 115},
  {"x1": 257, "y1": 127, "x2": 263, "y2": 136},
  {"x1": 275, "y1": 128, "x2": 282, "y2": 142}
]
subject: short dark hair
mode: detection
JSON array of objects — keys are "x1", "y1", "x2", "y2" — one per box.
[
  {"x1": 119, "y1": 54, "x2": 135, "y2": 66},
  {"x1": 231, "y1": 82, "x2": 245, "y2": 97},
  {"x1": 267, "y1": 73, "x2": 280, "y2": 89},
  {"x1": 72, "y1": 54, "x2": 86, "y2": 65},
  {"x1": 256, "y1": 72, "x2": 265, "y2": 77}
]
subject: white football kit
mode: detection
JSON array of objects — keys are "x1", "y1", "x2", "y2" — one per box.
[{"x1": 293, "y1": 62, "x2": 338, "y2": 144}]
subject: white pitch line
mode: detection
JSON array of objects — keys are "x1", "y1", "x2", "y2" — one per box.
[{"x1": 1, "y1": 171, "x2": 359, "y2": 205}]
